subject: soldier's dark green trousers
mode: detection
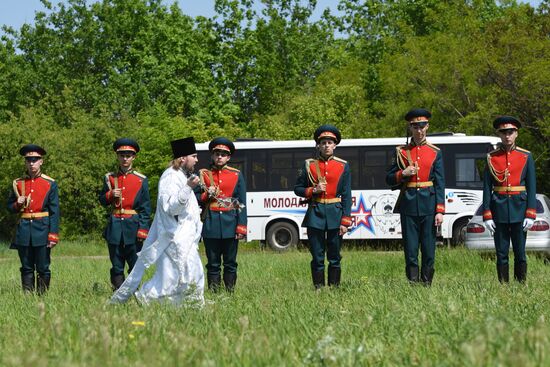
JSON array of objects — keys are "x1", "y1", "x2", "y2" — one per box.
[
  {"x1": 108, "y1": 241, "x2": 140, "y2": 277},
  {"x1": 18, "y1": 245, "x2": 51, "y2": 277},
  {"x1": 400, "y1": 214, "x2": 435, "y2": 270},
  {"x1": 203, "y1": 238, "x2": 238, "y2": 276},
  {"x1": 307, "y1": 227, "x2": 341, "y2": 272},
  {"x1": 494, "y1": 222, "x2": 527, "y2": 265}
]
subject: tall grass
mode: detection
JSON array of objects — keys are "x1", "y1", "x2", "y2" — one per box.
[{"x1": 0, "y1": 243, "x2": 548, "y2": 366}]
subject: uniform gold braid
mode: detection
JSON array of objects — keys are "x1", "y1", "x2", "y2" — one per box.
[
  {"x1": 198, "y1": 169, "x2": 206, "y2": 188},
  {"x1": 112, "y1": 173, "x2": 122, "y2": 208},
  {"x1": 104, "y1": 173, "x2": 113, "y2": 191},
  {"x1": 12, "y1": 179, "x2": 20, "y2": 198},
  {"x1": 397, "y1": 146, "x2": 418, "y2": 173},
  {"x1": 305, "y1": 159, "x2": 317, "y2": 185},
  {"x1": 486, "y1": 154, "x2": 509, "y2": 183},
  {"x1": 425, "y1": 142, "x2": 440, "y2": 151},
  {"x1": 199, "y1": 169, "x2": 220, "y2": 198},
  {"x1": 396, "y1": 147, "x2": 407, "y2": 170},
  {"x1": 313, "y1": 159, "x2": 327, "y2": 185}
]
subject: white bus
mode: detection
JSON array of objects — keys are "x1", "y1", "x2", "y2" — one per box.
[{"x1": 195, "y1": 134, "x2": 501, "y2": 250}]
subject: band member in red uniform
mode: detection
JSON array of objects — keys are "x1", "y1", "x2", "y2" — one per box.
[
  {"x1": 482, "y1": 116, "x2": 536, "y2": 283},
  {"x1": 8, "y1": 144, "x2": 60, "y2": 294},
  {"x1": 386, "y1": 109, "x2": 445, "y2": 285},
  {"x1": 197, "y1": 137, "x2": 247, "y2": 292},
  {"x1": 294, "y1": 125, "x2": 352, "y2": 289},
  {"x1": 99, "y1": 138, "x2": 151, "y2": 290}
]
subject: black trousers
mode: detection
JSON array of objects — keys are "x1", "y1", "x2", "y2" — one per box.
[
  {"x1": 307, "y1": 227, "x2": 342, "y2": 272},
  {"x1": 401, "y1": 214, "x2": 436, "y2": 270},
  {"x1": 494, "y1": 222, "x2": 527, "y2": 265},
  {"x1": 203, "y1": 238, "x2": 238, "y2": 276},
  {"x1": 108, "y1": 240, "x2": 141, "y2": 277},
  {"x1": 18, "y1": 245, "x2": 51, "y2": 277}
]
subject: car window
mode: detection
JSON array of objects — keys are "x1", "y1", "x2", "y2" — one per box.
[
  {"x1": 536, "y1": 199, "x2": 544, "y2": 214},
  {"x1": 474, "y1": 205, "x2": 483, "y2": 216}
]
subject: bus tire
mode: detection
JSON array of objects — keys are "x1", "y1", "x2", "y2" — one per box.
[
  {"x1": 451, "y1": 217, "x2": 470, "y2": 246},
  {"x1": 266, "y1": 221, "x2": 299, "y2": 251}
]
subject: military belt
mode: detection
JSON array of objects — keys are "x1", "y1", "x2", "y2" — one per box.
[
  {"x1": 493, "y1": 186, "x2": 526, "y2": 192},
  {"x1": 113, "y1": 209, "x2": 138, "y2": 215},
  {"x1": 313, "y1": 197, "x2": 342, "y2": 204},
  {"x1": 406, "y1": 181, "x2": 433, "y2": 188},
  {"x1": 21, "y1": 212, "x2": 49, "y2": 219},
  {"x1": 208, "y1": 202, "x2": 231, "y2": 211}
]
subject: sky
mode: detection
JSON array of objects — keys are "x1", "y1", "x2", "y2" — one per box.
[{"x1": 0, "y1": 0, "x2": 543, "y2": 30}]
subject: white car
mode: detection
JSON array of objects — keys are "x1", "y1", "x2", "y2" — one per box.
[{"x1": 465, "y1": 194, "x2": 550, "y2": 254}]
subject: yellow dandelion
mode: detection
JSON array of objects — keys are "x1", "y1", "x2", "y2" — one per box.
[
  {"x1": 129, "y1": 334, "x2": 135, "y2": 339},
  {"x1": 131, "y1": 321, "x2": 145, "y2": 327}
]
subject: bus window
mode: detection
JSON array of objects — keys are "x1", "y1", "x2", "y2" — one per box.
[
  {"x1": 440, "y1": 143, "x2": 494, "y2": 189},
  {"x1": 455, "y1": 153, "x2": 485, "y2": 189},
  {"x1": 248, "y1": 151, "x2": 267, "y2": 192},
  {"x1": 197, "y1": 151, "x2": 211, "y2": 169},
  {"x1": 294, "y1": 150, "x2": 313, "y2": 164},
  {"x1": 362, "y1": 148, "x2": 393, "y2": 190},
  {"x1": 334, "y1": 147, "x2": 360, "y2": 189},
  {"x1": 270, "y1": 152, "x2": 295, "y2": 190}
]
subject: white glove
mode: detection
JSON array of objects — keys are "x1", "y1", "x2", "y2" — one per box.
[
  {"x1": 484, "y1": 219, "x2": 496, "y2": 235},
  {"x1": 523, "y1": 218, "x2": 534, "y2": 232}
]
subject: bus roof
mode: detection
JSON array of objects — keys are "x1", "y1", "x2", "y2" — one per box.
[{"x1": 196, "y1": 134, "x2": 500, "y2": 151}]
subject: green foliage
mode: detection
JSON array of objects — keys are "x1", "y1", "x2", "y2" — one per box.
[
  {"x1": 2, "y1": 0, "x2": 237, "y2": 123},
  {"x1": 212, "y1": 0, "x2": 336, "y2": 118},
  {"x1": 1, "y1": 247, "x2": 550, "y2": 366}
]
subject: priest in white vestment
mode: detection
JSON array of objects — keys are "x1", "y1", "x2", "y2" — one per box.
[{"x1": 110, "y1": 137, "x2": 205, "y2": 306}]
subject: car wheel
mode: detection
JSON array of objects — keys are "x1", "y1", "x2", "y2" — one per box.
[
  {"x1": 266, "y1": 221, "x2": 299, "y2": 251},
  {"x1": 451, "y1": 218, "x2": 470, "y2": 246}
]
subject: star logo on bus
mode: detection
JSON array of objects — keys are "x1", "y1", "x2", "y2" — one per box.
[{"x1": 350, "y1": 194, "x2": 374, "y2": 234}]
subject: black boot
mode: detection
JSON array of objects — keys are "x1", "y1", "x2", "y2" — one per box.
[
  {"x1": 514, "y1": 262, "x2": 527, "y2": 283},
  {"x1": 37, "y1": 275, "x2": 50, "y2": 295},
  {"x1": 223, "y1": 272, "x2": 237, "y2": 293},
  {"x1": 421, "y1": 267, "x2": 435, "y2": 286},
  {"x1": 207, "y1": 274, "x2": 222, "y2": 292},
  {"x1": 312, "y1": 270, "x2": 324, "y2": 289},
  {"x1": 406, "y1": 266, "x2": 420, "y2": 283},
  {"x1": 111, "y1": 274, "x2": 125, "y2": 291},
  {"x1": 21, "y1": 273, "x2": 35, "y2": 292},
  {"x1": 328, "y1": 267, "x2": 341, "y2": 287},
  {"x1": 497, "y1": 264, "x2": 509, "y2": 283}
]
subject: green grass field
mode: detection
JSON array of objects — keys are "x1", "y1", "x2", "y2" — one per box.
[{"x1": 1, "y1": 241, "x2": 549, "y2": 366}]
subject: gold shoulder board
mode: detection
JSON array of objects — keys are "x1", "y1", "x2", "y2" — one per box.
[
  {"x1": 396, "y1": 145, "x2": 406, "y2": 154},
  {"x1": 425, "y1": 142, "x2": 440, "y2": 151},
  {"x1": 40, "y1": 173, "x2": 56, "y2": 182},
  {"x1": 332, "y1": 156, "x2": 348, "y2": 164},
  {"x1": 225, "y1": 166, "x2": 240, "y2": 173}
]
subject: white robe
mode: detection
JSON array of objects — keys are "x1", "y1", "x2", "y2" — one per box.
[{"x1": 110, "y1": 167, "x2": 204, "y2": 306}]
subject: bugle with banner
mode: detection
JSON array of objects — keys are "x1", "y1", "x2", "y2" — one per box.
[{"x1": 192, "y1": 173, "x2": 245, "y2": 222}]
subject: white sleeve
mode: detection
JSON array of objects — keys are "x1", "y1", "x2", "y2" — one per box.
[
  {"x1": 177, "y1": 184, "x2": 193, "y2": 205},
  {"x1": 158, "y1": 170, "x2": 189, "y2": 216}
]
